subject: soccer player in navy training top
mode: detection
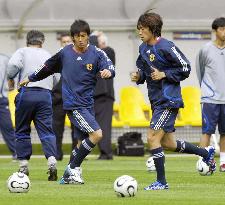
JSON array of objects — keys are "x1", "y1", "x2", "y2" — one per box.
[
  {"x1": 130, "y1": 11, "x2": 216, "y2": 190},
  {"x1": 20, "y1": 20, "x2": 115, "y2": 184}
]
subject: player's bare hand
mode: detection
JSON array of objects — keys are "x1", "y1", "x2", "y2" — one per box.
[
  {"x1": 100, "y1": 69, "x2": 112, "y2": 78},
  {"x1": 151, "y1": 66, "x2": 166, "y2": 80},
  {"x1": 19, "y1": 77, "x2": 30, "y2": 87},
  {"x1": 130, "y1": 71, "x2": 140, "y2": 82}
]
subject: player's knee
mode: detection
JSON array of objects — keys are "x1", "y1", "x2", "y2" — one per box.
[
  {"x1": 161, "y1": 140, "x2": 168, "y2": 149},
  {"x1": 147, "y1": 133, "x2": 157, "y2": 145},
  {"x1": 90, "y1": 129, "x2": 102, "y2": 143}
]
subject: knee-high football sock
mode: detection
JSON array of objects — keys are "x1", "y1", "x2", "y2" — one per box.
[
  {"x1": 175, "y1": 140, "x2": 208, "y2": 158},
  {"x1": 151, "y1": 147, "x2": 166, "y2": 185},
  {"x1": 69, "y1": 146, "x2": 79, "y2": 164},
  {"x1": 70, "y1": 138, "x2": 95, "y2": 169}
]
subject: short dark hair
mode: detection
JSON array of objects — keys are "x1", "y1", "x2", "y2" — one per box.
[
  {"x1": 70, "y1": 20, "x2": 90, "y2": 36},
  {"x1": 60, "y1": 32, "x2": 70, "y2": 38},
  {"x1": 26, "y1": 30, "x2": 45, "y2": 45},
  {"x1": 137, "y1": 12, "x2": 163, "y2": 37},
  {"x1": 212, "y1": 17, "x2": 225, "y2": 30}
]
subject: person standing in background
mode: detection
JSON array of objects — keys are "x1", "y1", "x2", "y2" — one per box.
[
  {"x1": 52, "y1": 32, "x2": 77, "y2": 161},
  {"x1": 90, "y1": 31, "x2": 115, "y2": 160},
  {"x1": 7, "y1": 30, "x2": 59, "y2": 181},
  {"x1": 0, "y1": 53, "x2": 16, "y2": 159},
  {"x1": 196, "y1": 17, "x2": 225, "y2": 172}
]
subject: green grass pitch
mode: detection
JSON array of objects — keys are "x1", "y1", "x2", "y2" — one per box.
[{"x1": 0, "y1": 155, "x2": 225, "y2": 205}]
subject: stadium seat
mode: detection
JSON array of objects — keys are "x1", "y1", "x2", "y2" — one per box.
[
  {"x1": 120, "y1": 86, "x2": 149, "y2": 107},
  {"x1": 119, "y1": 101, "x2": 149, "y2": 127},
  {"x1": 112, "y1": 102, "x2": 125, "y2": 127},
  {"x1": 180, "y1": 86, "x2": 202, "y2": 126},
  {"x1": 120, "y1": 86, "x2": 152, "y2": 118},
  {"x1": 112, "y1": 115, "x2": 124, "y2": 127},
  {"x1": 119, "y1": 86, "x2": 150, "y2": 127}
]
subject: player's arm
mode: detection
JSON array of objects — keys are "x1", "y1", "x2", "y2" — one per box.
[
  {"x1": 133, "y1": 55, "x2": 146, "y2": 84},
  {"x1": 20, "y1": 52, "x2": 62, "y2": 86},
  {"x1": 162, "y1": 45, "x2": 191, "y2": 83},
  {"x1": 97, "y1": 48, "x2": 115, "y2": 79},
  {"x1": 196, "y1": 49, "x2": 205, "y2": 85},
  {"x1": 7, "y1": 49, "x2": 23, "y2": 80}
]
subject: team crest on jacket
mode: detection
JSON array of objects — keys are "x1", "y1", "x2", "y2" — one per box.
[
  {"x1": 149, "y1": 54, "x2": 155, "y2": 62},
  {"x1": 86, "y1": 64, "x2": 93, "y2": 70}
]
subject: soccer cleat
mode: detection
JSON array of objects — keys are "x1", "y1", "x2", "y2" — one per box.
[
  {"x1": 203, "y1": 146, "x2": 216, "y2": 170},
  {"x1": 47, "y1": 165, "x2": 58, "y2": 181},
  {"x1": 18, "y1": 166, "x2": 29, "y2": 176},
  {"x1": 59, "y1": 165, "x2": 84, "y2": 185},
  {"x1": 220, "y1": 164, "x2": 225, "y2": 172},
  {"x1": 144, "y1": 181, "x2": 169, "y2": 190}
]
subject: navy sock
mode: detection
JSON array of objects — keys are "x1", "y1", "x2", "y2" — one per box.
[
  {"x1": 175, "y1": 140, "x2": 208, "y2": 158},
  {"x1": 69, "y1": 146, "x2": 79, "y2": 164},
  {"x1": 150, "y1": 147, "x2": 166, "y2": 185},
  {"x1": 70, "y1": 138, "x2": 95, "y2": 169}
]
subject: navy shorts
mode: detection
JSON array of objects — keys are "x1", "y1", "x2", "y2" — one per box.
[
  {"x1": 202, "y1": 103, "x2": 225, "y2": 135},
  {"x1": 150, "y1": 107, "x2": 178, "y2": 133},
  {"x1": 67, "y1": 107, "x2": 100, "y2": 140}
]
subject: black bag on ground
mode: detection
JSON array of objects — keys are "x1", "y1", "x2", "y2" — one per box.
[{"x1": 116, "y1": 132, "x2": 145, "y2": 156}]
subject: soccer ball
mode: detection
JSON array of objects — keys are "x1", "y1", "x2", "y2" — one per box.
[
  {"x1": 7, "y1": 172, "x2": 31, "y2": 193},
  {"x1": 146, "y1": 156, "x2": 156, "y2": 172},
  {"x1": 113, "y1": 175, "x2": 138, "y2": 197},
  {"x1": 196, "y1": 158, "x2": 214, "y2": 176}
]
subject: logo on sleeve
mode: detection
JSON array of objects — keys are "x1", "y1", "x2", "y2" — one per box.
[
  {"x1": 149, "y1": 54, "x2": 155, "y2": 62},
  {"x1": 86, "y1": 64, "x2": 93, "y2": 71}
]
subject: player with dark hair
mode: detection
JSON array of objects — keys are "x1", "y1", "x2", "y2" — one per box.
[
  {"x1": 20, "y1": 20, "x2": 115, "y2": 184},
  {"x1": 196, "y1": 17, "x2": 225, "y2": 171},
  {"x1": 52, "y1": 32, "x2": 77, "y2": 161},
  {"x1": 7, "y1": 30, "x2": 59, "y2": 181},
  {"x1": 131, "y1": 12, "x2": 216, "y2": 190}
]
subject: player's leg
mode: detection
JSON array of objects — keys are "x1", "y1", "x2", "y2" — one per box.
[
  {"x1": 144, "y1": 107, "x2": 170, "y2": 190},
  {"x1": 71, "y1": 124, "x2": 78, "y2": 152},
  {"x1": 68, "y1": 126, "x2": 87, "y2": 164},
  {"x1": 218, "y1": 104, "x2": 225, "y2": 171},
  {"x1": 14, "y1": 89, "x2": 34, "y2": 176},
  {"x1": 60, "y1": 108, "x2": 101, "y2": 184},
  {"x1": 33, "y1": 89, "x2": 57, "y2": 181},
  {"x1": 199, "y1": 103, "x2": 219, "y2": 148},
  {"x1": 162, "y1": 132, "x2": 211, "y2": 160},
  {"x1": 161, "y1": 107, "x2": 216, "y2": 169},
  {"x1": 0, "y1": 97, "x2": 16, "y2": 158}
]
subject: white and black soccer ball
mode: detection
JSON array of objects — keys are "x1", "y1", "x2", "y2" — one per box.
[
  {"x1": 113, "y1": 175, "x2": 138, "y2": 197},
  {"x1": 146, "y1": 156, "x2": 156, "y2": 172},
  {"x1": 196, "y1": 158, "x2": 214, "y2": 176},
  {"x1": 7, "y1": 172, "x2": 31, "y2": 193}
]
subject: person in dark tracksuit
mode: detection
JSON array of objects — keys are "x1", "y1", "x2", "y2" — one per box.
[
  {"x1": 7, "y1": 30, "x2": 59, "y2": 181},
  {"x1": 131, "y1": 11, "x2": 216, "y2": 190},
  {"x1": 20, "y1": 20, "x2": 115, "y2": 185},
  {"x1": 0, "y1": 53, "x2": 16, "y2": 159},
  {"x1": 90, "y1": 32, "x2": 115, "y2": 160},
  {"x1": 52, "y1": 32, "x2": 77, "y2": 161}
]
